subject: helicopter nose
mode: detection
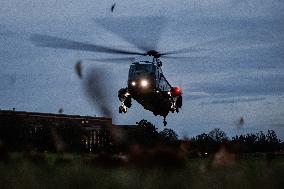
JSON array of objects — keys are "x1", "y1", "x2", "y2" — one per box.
[{"x1": 140, "y1": 79, "x2": 149, "y2": 88}]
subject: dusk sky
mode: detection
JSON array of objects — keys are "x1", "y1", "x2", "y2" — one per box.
[{"x1": 1, "y1": 0, "x2": 284, "y2": 139}]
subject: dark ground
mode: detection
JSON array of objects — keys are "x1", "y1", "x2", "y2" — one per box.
[{"x1": 0, "y1": 152, "x2": 283, "y2": 189}]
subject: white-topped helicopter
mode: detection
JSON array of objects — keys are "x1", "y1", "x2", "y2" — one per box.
[
  {"x1": 117, "y1": 50, "x2": 183, "y2": 126},
  {"x1": 30, "y1": 17, "x2": 205, "y2": 126}
]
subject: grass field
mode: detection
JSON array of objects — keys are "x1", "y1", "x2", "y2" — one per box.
[{"x1": 0, "y1": 152, "x2": 283, "y2": 189}]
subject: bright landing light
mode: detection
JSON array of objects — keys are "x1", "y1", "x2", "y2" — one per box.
[
  {"x1": 131, "y1": 81, "x2": 136, "y2": 86},
  {"x1": 141, "y1": 79, "x2": 148, "y2": 87}
]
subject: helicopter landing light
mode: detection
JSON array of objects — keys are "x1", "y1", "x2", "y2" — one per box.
[
  {"x1": 141, "y1": 79, "x2": 149, "y2": 88},
  {"x1": 131, "y1": 81, "x2": 136, "y2": 86}
]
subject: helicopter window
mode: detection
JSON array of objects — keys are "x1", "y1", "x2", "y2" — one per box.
[
  {"x1": 135, "y1": 64, "x2": 145, "y2": 71},
  {"x1": 134, "y1": 64, "x2": 155, "y2": 72}
]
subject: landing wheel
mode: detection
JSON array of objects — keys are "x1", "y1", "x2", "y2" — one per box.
[
  {"x1": 124, "y1": 96, "x2": 132, "y2": 108},
  {"x1": 119, "y1": 106, "x2": 127, "y2": 113},
  {"x1": 119, "y1": 106, "x2": 123, "y2": 113}
]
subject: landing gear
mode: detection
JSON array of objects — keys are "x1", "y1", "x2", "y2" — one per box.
[
  {"x1": 119, "y1": 105, "x2": 127, "y2": 113},
  {"x1": 124, "y1": 96, "x2": 132, "y2": 108},
  {"x1": 175, "y1": 96, "x2": 182, "y2": 113},
  {"x1": 170, "y1": 95, "x2": 182, "y2": 113},
  {"x1": 163, "y1": 117, "x2": 167, "y2": 126},
  {"x1": 176, "y1": 95, "x2": 182, "y2": 109},
  {"x1": 118, "y1": 88, "x2": 131, "y2": 114}
]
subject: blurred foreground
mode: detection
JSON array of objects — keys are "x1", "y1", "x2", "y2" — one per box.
[
  {"x1": 0, "y1": 152, "x2": 284, "y2": 189},
  {"x1": 1, "y1": 111, "x2": 284, "y2": 188}
]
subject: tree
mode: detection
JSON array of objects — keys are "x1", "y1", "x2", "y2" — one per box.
[
  {"x1": 266, "y1": 130, "x2": 281, "y2": 152},
  {"x1": 159, "y1": 128, "x2": 179, "y2": 146},
  {"x1": 134, "y1": 119, "x2": 159, "y2": 147},
  {"x1": 190, "y1": 133, "x2": 215, "y2": 154},
  {"x1": 208, "y1": 128, "x2": 228, "y2": 143}
]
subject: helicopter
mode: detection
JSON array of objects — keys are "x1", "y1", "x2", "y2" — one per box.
[
  {"x1": 117, "y1": 51, "x2": 183, "y2": 126},
  {"x1": 30, "y1": 17, "x2": 206, "y2": 126}
]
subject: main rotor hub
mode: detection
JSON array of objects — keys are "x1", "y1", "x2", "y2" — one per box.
[{"x1": 146, "y1": 50, "x2": 161, "y2": 58}]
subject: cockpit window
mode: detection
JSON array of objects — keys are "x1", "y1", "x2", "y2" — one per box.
[
  {"x1": 135, "y1": 64, "x2": 146, "y2": 71},
  {"x1": 134, "y1": 64, "x2": 155, "y2": 72}
]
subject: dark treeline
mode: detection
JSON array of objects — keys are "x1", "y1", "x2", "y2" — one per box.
[
  {"x1": 122, "y1": 120, "x2": 283, "y2": 156},
  {"x1": 188, "y1": 128, "x2": 282, "y2": 156},
  {"x1": 123, "y1": 119, "x2": 179, "y2": 148},
  {"x1": 0, "y1": 117, "x2": 283, "y2": 156}
]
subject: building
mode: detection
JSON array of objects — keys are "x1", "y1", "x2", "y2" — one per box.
[{"x1": 0, "y1": 109, "x2": 136, "y2": 152}]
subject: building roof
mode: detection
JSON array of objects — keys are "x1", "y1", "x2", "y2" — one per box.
[{"x1": 0, "y1": 109, "x2": 111, "y2": 121}]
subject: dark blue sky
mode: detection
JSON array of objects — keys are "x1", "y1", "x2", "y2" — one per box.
[{"x1": 1, "y1": 0, "x2": 284, "y2": 139}]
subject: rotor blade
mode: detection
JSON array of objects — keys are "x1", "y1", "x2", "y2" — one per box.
[
  {"x1": 95, "y1": 16, "x2": 167, "y2": 51},
  {"x1": 84, "y1": 57, "x2": 136, "y2": 63},
  {"x1": 84, "y1": 67, "x2": 127, "y2": 142},
  {"x1": 84, "y1": 67, "x2": 113, "y2": 118},
  {"x1": 161, "y1": 55, "x2": 208, "y2": 62},
  {"x1": 160, "y1": 47, "x2": 208, "y2": 56},
  {"x1": 160, "y1": 38, "x2": 223, "y2": 56},
  {"x1": 30, "y1": 34, "x2": 146, "y2": 55}
]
